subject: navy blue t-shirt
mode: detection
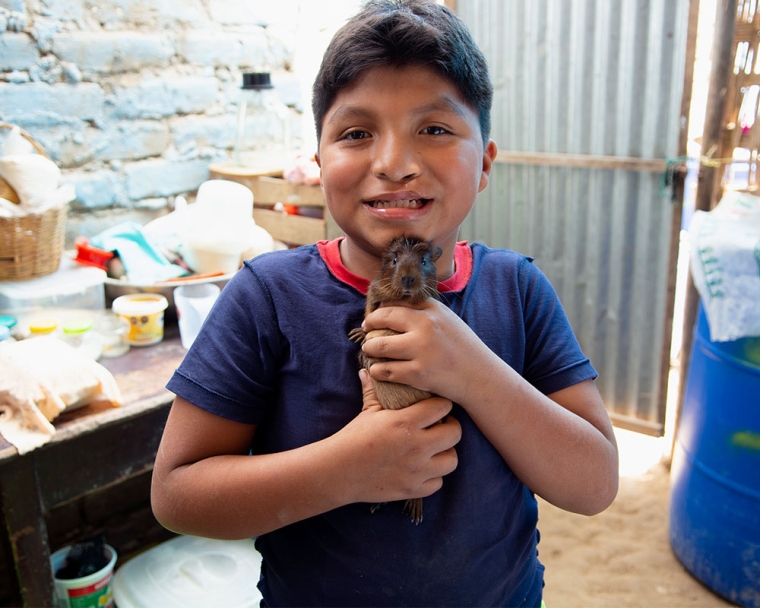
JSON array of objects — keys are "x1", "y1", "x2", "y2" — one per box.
[{"x1": 167, "y1": 239, "x2": 597, "y2": 607}]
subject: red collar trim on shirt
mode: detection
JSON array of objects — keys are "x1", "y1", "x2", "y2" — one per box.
[{"x1": 316, "y1": 237, "x2": 472, "y2": 295}]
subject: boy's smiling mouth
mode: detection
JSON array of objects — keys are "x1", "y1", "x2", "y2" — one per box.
[{"x1": 367, "y1": 198, "x2": 430, "y2": 209}]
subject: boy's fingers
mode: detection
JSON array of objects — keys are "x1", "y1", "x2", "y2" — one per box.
[
  {"x1": 362, "y1": 301, "x2": 427, "y2": 332},
  {"x1": 359, "y1": 369, "x2": 383, "y2": 412},
  {"x1": 437, "y1": 446, "x2": 460, "y2": 476},
  {"x1": 408, "y1": 398, "x2": 459, "y2": 433}
]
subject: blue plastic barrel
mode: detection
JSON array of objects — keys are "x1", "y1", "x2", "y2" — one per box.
[{"x1": 669, "y1": 307, "x2": 760, "y2": 607}]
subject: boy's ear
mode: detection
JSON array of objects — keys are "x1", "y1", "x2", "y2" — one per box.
[
  {"x1": 478, "y1": 140, "x2": 498, "y2": 194},
  {"x1": 314, "y1": 153, "x2": 321, "y2": 168}
]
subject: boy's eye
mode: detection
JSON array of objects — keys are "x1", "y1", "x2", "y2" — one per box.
[
  {"x1": 342, "y1": 130, "x2": 370, "y2": 141},
  {"x1": 421, "y1": 125, "x2": 449, "y2": 136}
]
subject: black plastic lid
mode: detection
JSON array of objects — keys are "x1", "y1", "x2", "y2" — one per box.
[{"x1": 242, "y1": 72, "x2": 273, "y2": 90}]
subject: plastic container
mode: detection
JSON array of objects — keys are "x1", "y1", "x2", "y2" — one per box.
[
  {"x1": 51, "y1": 543, "x2": 117, "y2": 608},
  {"x1": 233, "y1": 72, "x2": 291, "y2": 172},
  {"x1": 181, "y1": 180, "x2": 254, "y2": 275},
  {"x1": 61, "y1": 318, "x2": 102, "y2": 360},
  {"x1": 0, "y1": 255, "x2": 106, "y2": 315},
  {"x1": 95, "y1": 312, "x2": 130, "y2": 358},
  {"x1": 181, "y1": 244, "x2": 242, "y2": 276},
  {"x1": 111, "y1": 293, "x2": 168, "y2": 346},
  {"x1": 28, "y1": 316, "x2": 59, "y2": 337},
  {"x1": 174, "y1": 282, "x2": 220, "y2": 349},
  {"x1": 112, "y1": 535, "x2": 262, "y2": 608},
  {"x1": 0, "y1": 315, "x2": 15, "y2": 341},
  {"x1": 669, "y1": 306, "x2": 760, "y2": 607}
]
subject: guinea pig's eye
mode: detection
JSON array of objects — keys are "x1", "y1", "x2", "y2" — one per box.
[
  {"x1": 393, "y1": 257, "x2": 398, "y2": 265},
  {"x1": 421, "y1": 259, "x2": 427, "y2": 266}
]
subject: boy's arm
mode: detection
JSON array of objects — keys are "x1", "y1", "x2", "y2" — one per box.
[
  {"x1": 151, "y1": 383, "x2": 460, "y2": 540},
  {"x1": 360, "y1": 300, "x2": 619, "y2": 516}
]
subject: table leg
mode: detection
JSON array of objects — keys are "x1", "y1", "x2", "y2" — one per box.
[{"x1": 0, "y1": 456, "x2": 57, "y2": 607}]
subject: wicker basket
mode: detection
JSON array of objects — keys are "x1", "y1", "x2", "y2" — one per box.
[{"x1": 0, "y1": 122, "x2": 68, "y2": 280}]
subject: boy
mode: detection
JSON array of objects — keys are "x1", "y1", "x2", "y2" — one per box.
[{"x1": 151, "y1": 1, "x2": 619, "y2": 606}]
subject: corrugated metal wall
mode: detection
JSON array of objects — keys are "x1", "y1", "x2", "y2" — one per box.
[{"x1": 456, "y1": 0, "x2": 693, "y2": 433}]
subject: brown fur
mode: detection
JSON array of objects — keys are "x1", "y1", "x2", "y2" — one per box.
[{"x1": 349, "y1": 235, "x2": 442, "y2": 523}]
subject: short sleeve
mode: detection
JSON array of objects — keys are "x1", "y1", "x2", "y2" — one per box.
[{"x1": 166, "y1": 265, "x2": 282, "y2": 424}]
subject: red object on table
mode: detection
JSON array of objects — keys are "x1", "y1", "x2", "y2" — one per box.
[{"x1": 73, "y1": 236, "x2": 114, "y2": 271}]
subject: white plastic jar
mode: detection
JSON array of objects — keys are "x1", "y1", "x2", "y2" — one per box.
[{"x1": 111, "y1": 293, "x2": 169, "y2": 346}]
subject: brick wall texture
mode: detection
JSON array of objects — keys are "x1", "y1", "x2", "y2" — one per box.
[{"x1": 0, "y1": 0, "x2": 307, "y2": 241}]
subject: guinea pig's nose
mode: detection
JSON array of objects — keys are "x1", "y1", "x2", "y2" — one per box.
[{"x1": 402, "y1": 275, "x2": 416, "y2": 290}]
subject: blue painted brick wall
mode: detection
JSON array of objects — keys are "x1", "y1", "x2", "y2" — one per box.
[{"x1": 0, "y1": 0, "x2": 304, "y2": 241}]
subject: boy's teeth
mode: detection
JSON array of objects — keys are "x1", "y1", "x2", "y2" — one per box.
[{"x1": 370, "y1": 199, "x2": 423, "y2": 209}]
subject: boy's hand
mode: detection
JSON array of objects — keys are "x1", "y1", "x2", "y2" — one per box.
[
  {"x1": 358, "y1": 367, "x2": 383, "y2": 412},
  {"x1": 360, "y1": 299, "x2": 489, "y2": 406},
  {"x1": 336, "y1": 369, "x2": 461, "y2": 506},
  {"x1": 362, "y1": 301, "x2": 620, "y2": 517}
]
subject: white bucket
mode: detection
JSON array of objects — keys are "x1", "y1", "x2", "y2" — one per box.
[
  {"x1": 181, "y1": 179, "x2": 255, "y2": 275},
  {"x1": 195, "y1": 179, "x2": 254, "y2": 221},
  {"x1": 51, "y1": 544, "x2": 117, "y2": 608}
]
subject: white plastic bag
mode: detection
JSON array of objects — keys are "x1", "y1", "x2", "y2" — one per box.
[{"x1": 688, "y1": 191, "x2": 760, "y2": 341}]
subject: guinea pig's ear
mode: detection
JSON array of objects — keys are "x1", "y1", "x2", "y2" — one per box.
[{"x1": 431, "y1": 245, "x2": 443, "y2": 262}]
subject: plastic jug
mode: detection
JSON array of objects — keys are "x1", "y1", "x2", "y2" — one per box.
[{"x1": 233, "y1": 72, "x2": 292, "y2": 172}]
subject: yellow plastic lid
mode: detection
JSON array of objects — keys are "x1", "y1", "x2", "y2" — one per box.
[{"x1": 29, "y1": 318, "x2": 58, "y2": 334}]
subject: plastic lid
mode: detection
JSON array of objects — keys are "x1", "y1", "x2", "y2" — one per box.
[
  {"x1": 63, "y1": 319, "x2": 93, "y2": 335},
  {"x1": 112, "y1": 536, "x2": 262, "y2": 608},
  {"x1": 0, "y1": 314, "x2": 16, "y2": 328},
  {"x1": 112, "y1": 293, "x2": 168, "y2": 316},
  {"x1": 0, "y1": 325, "x2": 9, "y2": 341},
  {"x1": 0, "y1": 256, "x2": 106, "y2": 299},
  {"x1": 29, "y1": 317, "x2": 58, "y2": 334},
  {"x1": 242, "y1": 72, "x2": 273, "y2": 90}
]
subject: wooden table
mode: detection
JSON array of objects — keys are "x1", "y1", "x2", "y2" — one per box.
[{"x1": 0, "y1": 327, "x2": 186, "y2": 607}]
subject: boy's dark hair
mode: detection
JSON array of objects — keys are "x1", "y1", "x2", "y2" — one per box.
[{"x1": 312, "y1": 0, "x2": 493, "y2": 147}]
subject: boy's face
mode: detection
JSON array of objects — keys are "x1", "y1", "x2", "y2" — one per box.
[{"x1": 315, "y1": 65, "x2": 497, "y2": 280}]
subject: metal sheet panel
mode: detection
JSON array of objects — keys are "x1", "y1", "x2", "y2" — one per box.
[{"x1": 456, "y1": 0, "x2": 692, "y2": 432}]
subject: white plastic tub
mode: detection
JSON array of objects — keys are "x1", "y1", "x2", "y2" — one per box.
[
  {"x1": 112, "y1": 535, "x2": 262, "y2": 608},
  {"x1": 0, "y1": 255, "x2": 105, "y2": 314}
]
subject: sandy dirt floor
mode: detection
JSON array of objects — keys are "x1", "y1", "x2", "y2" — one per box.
[{"x1": 537, "y1": 430, "x2": 737, "y2": 608}]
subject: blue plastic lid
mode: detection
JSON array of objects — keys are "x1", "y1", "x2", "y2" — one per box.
[{"x1": 0, "y1": 314, "x2": 16, "y2": 328}]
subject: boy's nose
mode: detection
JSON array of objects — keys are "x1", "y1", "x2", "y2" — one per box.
[{"x1": 372, "y1": 136, "x2": 421, "y2": 182}]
